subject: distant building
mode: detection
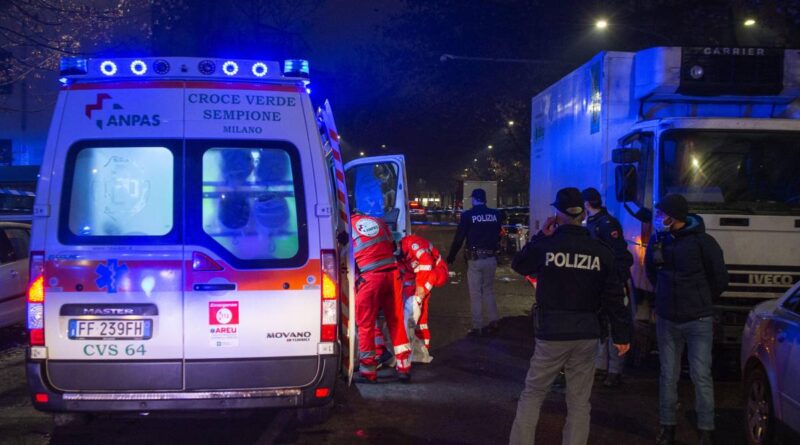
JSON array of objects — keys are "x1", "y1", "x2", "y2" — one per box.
[{"x1": 0, "y1": 57, "x2": 57, "y2": 166}]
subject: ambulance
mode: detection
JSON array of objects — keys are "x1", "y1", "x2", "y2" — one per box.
[{"x1": 25, "y1": 56, "x2": 410, "y2": 423}]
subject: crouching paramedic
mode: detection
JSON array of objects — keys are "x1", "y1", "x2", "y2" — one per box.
[
  {"x1": 508, "y1": 187, "x2": 631, "y2": 445},
  {"x1": 351, "y1": 212, "x2": 412, "y2": 383},
  {"x1": 399, "y1": 234, "x2": 447, "y2": 363}
]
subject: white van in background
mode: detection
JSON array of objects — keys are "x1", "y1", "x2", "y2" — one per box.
[{"x1": 24, "y1": 56, "x2": 410, "y2": 423}]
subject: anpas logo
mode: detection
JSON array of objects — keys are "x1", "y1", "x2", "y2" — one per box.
[
  {"x1": 85, "y1": 93, "x2": 161, "y2": 130},
  {"x1": 265, "y1": 331, "x2": 312, "y2": 343}
]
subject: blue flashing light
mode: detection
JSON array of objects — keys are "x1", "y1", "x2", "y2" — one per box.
[
  {"x1": 130, "y1": 59, "x2": 147, "y2": 76},
  {"x1": 222, "y1": 61, "x2": 239, "y2": 76},
  {"x1": 153, "y1": 59, "x2": 170, "y2": 75},
  {"x1": 283, "y1": 59, "x2": 310, "y2": 78},
  {"x1": 58, "y1": 77, "x2": 68, "y2": 86},
  {"x1": 100, "y1": 61, "x2": 117, "y2": 76},
  {"x1": 252, "y1": 62, "x2": 268, "y2": 77},
  {"x1": 59, "y1": 57, "x2": 88, "y2": 76},
  {"x1": 198, "y1": 60, "x2": 216, "y2": 75}
]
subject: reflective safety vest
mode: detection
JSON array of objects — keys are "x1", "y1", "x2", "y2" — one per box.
[
  {"x1": 400, "y1": 235, "x2": 448, "y2": 290},
  {"x1": 351, "y1": 213, "x2": 396, "y2": 274}
]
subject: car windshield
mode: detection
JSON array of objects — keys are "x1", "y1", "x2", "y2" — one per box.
[{"x1": 660, "y1": 130, "x2": 800, "y2": 215}]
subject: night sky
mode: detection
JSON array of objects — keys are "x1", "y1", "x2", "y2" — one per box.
[{"x1": 6, "y1": 0, "x2": 800, "y2": 199}]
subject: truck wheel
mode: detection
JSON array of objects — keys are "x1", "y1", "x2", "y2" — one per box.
[
  {"x1": 296, "y1": 401, "x2": 333, "y2": 426},
  {"x1": 745, "y1": 367, "x2": 774, "y2": 445},
  {"x1": 53, "y1": 413, "x2": 90, "y2": 427}
]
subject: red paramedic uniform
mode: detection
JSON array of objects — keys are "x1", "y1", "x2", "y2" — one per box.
[
  {"x1": 399, "y1": 234, "x2": 440, "y2": 350},
  {"x1": 351, "y1": 213, "x2": 411, "y2": 380}
]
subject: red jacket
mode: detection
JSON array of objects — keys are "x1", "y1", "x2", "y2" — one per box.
[
  {"x1": 399, "y1": 235, "x2": 440, "y2": 293},
  {"x1": 351, "y1": 213, "x2": 396, "y2": 274}
]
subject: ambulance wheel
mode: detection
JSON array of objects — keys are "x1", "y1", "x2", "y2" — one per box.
[
  {"x1": 53, "y1": 413, "x2": 90, "y2": 427},
  {"x1": 296, "y1": 401, "x2": 333, "y2": 426}
]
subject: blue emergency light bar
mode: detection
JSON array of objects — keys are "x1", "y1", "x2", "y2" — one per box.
[{"x1": 58, "y1": 57, "x2": 310, "y2": 83}]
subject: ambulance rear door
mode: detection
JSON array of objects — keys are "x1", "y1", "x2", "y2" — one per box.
[
  {"x1": 42, "y1": 84, "x2": 186, "y2": 392},
  {"x1": 318, "y1": 100, "x2": 355, "y2": 383},
  {"x1": 344, "y1": 155, "x2": 410, "y2": 240},
  {"x1": 181, "y1": 82, "x2": 322, "y2": 390}
]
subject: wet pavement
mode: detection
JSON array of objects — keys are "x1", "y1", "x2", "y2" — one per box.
[{"x1": 0, "y1": 226, "x2": 747, "y2": 444}]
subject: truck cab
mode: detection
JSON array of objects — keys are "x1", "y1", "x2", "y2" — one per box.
[{"x1": 612, "y1": 48, "x2": 800, "y2": 345}]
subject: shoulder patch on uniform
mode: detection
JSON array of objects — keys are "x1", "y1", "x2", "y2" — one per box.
[{"x1": 355, "y1": 218, "x2": 380, "y2": 237}]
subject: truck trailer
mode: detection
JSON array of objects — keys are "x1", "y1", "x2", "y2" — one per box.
[{"x1": 529, "y1": 46, "x2": 800, "y2": 348}]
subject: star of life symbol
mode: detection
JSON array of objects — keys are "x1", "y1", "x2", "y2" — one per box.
[{"x1": 95, "y1": 259, "x2": 129, "y2": 293}]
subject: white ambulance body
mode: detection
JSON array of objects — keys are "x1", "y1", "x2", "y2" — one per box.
[{"x1": 24, "y1": 57, "x2": 408, "y2": 417}]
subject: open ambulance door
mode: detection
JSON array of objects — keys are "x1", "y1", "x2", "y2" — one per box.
[
  {"x1": 343, "y1": 155, "x2": 411, "y2": 241},
  {"x1": 318, "y1": 101, "x2": 356, "y2": 384}
]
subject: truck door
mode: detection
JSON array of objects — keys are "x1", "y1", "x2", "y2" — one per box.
[
  {"x1": 318, "y1": 101, "x2": 356, "y2": 384},
  {"x1": 344, "y1": 155, "x2": 410, "y2": 240}
]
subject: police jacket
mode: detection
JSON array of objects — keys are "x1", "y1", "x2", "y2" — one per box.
[
  {"x1": 645, "y1": 214, "x2": 728, "y2": 323},
  {"x1": 511, "y1": 224, "x2": 631, "y2": 343},
  {"x1": 447, "y1": 204, "x2": 503, "y2": 261},
  {"x1": 586, "y1": 208, "x2": 634, "y2": 281}
]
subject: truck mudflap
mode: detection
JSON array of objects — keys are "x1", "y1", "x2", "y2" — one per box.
[{"x1": 27, "y1": 352, "x2": 339, "y2": 412}]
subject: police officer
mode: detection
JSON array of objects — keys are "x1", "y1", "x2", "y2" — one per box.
[
  {"x1": 582, "y1": 187, "x2": 634, "y2": 388},
  {"x1": 509, "y1": 187, "x2": 631, "y2": 445},
  {"x1": 446, "y1": 188, "x2": 503, "y2": 336}
]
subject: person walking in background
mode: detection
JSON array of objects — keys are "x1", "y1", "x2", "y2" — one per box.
[
  {"x1": 646, "y1": 194, "x2": 728, "y2": 445},
  {"x1": 509, "y1": 187, "x2": 631, "y2": 445},
  {"x1": 446, "y1": 188, "x2": 503, "y2": 336},
  {"x1": 582, "y1": 187, "x2": 634, "y2": 388}
]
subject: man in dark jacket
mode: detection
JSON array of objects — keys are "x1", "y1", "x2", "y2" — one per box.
[
  {"x1": 508, "y1": 187, "x2": 631, "y2": 445},
  {"x1": 583, "y1": 187, "x2": 634, "y2": 387},
  {"x1": 645, "y1": 194, "x2": 728, "y2": 445},
  {"x1": 446, "y1": 188, "x2": 504, "y2": 336}
]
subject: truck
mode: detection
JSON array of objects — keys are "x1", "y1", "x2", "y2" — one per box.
[
  {"x1": 529, "y1": 46, "x2": 800, "y2": 350},
  {"x1": 463, "y1": 180, "x2": 498, "y2": 210}
]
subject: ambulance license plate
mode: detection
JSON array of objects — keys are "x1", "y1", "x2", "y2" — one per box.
[{"x1": 68, "y1": 319, "x2": 152, "y2": 340}]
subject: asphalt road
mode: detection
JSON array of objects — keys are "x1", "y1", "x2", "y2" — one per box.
[{"x1": 0, "y1": 226, "x2": 747, "y2": 445}]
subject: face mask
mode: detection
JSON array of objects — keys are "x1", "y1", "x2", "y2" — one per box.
[{"x1": 653, "y1": 216, "x2": 674, "y2": 232}]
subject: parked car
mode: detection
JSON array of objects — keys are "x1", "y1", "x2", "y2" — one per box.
[
  {"x1": 0, "y1": 221, "x2": 31, "y2": 328},
  {"x1": 741, "y1": 281, "x2": 800, "y2": 445},
  {"x1": 500, "y1": 208, "x2": 529, "y2": 256},
  {"x1": 409, "y1": 201, "x2": 426, "y2": 222}
]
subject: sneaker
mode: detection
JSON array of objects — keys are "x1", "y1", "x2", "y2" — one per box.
[
  {"x1": 655, "y1": 425, "x2": 675, "y2": 445},
  {"x1": 397, "y1": 372, "x2": 411, "y2": 384},
  {"x1": 604, "y1": 372, "x2": 621, "y2": 387},
  {"x1": 483, "y1": 321, "x2": 499, "y2": 336}
]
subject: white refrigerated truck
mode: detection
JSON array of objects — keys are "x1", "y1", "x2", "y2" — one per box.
[{"x1": 530, "y1": 47, "x2": 800, "y2": 347}]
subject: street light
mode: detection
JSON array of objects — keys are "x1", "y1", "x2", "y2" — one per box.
[
  {"x1": 593, "y1": 18, "x2": 675, "y2": 45},
  {"x1": 488, "y1": 145, "x2": 493, "y2": 149},
  {"x1": 359, "y1": 151, "x2": 365, "y2": 156},
  {"x1": 744, "y1": 18, "x2": 756, "y2": 27},
  {"x1": 507, "y1": 120, "x2": 515, "y2": 127}
]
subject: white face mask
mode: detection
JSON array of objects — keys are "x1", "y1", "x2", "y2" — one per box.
[{"x1": 653, "y1": 216, "x2": 674, "y2": 232}]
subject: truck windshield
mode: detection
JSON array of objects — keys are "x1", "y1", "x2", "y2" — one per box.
[{"x1": 660, "y1": 130, "x2": 800, "y2": 215}]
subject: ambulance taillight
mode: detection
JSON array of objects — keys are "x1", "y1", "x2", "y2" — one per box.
[
  {"x1": 320, "y1": 250, "x2": 339, "y2": 342},
  {"x1": 27, "y1": 252, "x2": 45, "y2": 347}
]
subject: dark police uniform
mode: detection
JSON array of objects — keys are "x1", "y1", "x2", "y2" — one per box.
[
  {"x1": 586, "y1": 208, "x2": 633, "y2": 281},
  {"x1": 508, "y1": 224, "x2": 631, "y2": 444},
  {"x1": 447, "y1": 202, "x2": 503, "y2": 331}
]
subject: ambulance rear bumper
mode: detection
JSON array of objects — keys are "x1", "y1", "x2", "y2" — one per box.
[{"x1": 26, "y1": 351, "x2": 339, "y2": 412}]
